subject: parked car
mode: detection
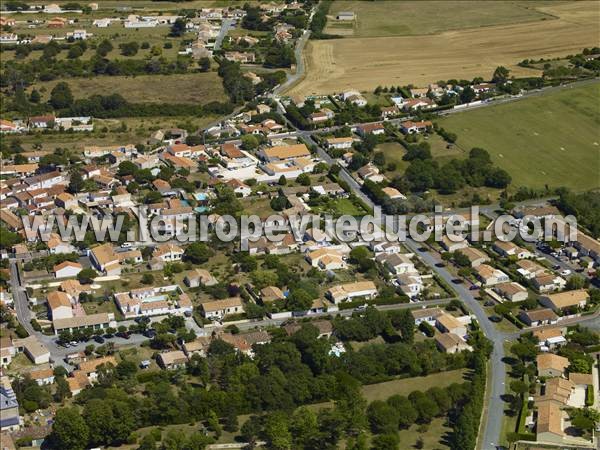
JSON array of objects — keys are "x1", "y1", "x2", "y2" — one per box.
[
  {"x1": 93, "y1": 335, "x2": 105, "y2": 344},
  {"x1": 469, "y1": 285, "x2": 479, "y2": 290},
  {"x1": 489, "y1": 315, "x2": 502, "y2": 323},
  {"x1": 560, "y1": 269, "x2": 571, "y2": 276},
  {"x1": 452, "y1": 279, "x2": 463, "y2": 284}
]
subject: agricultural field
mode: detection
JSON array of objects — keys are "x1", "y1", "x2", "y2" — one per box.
[
  {"x1": 325, "y1": 0, "x2": 557, "y2": 38},
  {"x1": 32, "y1": 73, "x2": 227, "y2": 104},
  {"x1": 291, "y1": 1, "x2": 599, "y2": 94},
  {"x1": 439, "y1": 81, "x2": 600, "y2": 191}
]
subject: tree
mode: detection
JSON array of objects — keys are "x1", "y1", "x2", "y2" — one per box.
[
  {"x1": 566, "y1": 275, "x2": 586, "y2": 290},
  {"x1": 141, "y1": 273, "x2": 154, "y2": 285},
  {"x1": 49, "y1": 407, "x2": 89, "y2": 450},
  {"x1": 77, "y1": 268, "x2": 98, "y2": 284},
  {"x1": 169, "y1": 18, "x2": 186, "y2": 37},
  {"x1": 264, "y1": 412, "x2": 292, "y2": 450},
  {"x1": 286, "y1": 288, "x2": 313, "y2": 312},
  {"x1": 278, "y1": 175, "x2": 287, "y2": 186},
  {"x1": 367, "y1": 400, "x2": 399, "y2": 434},
  {"x1": 460, "y1": 86, "x2": 476, "y2": 104},
  {"x1": 184, "y1": 242, "x2": 213, "y2": 264},
  {"x1": 241, "y1": 134, "x2": 259, "y2": 150},
  {"x1": 370, "y1": 433, "x2": 399, "y2": 450},
  {"x1": 68, "y1": 170, "x2": 85, "y2": 193},
  {"x1": 96, "y1": 39, "x2": 113, "y2": 57},
  {"x1": 29, "y1": 89, "x2": 41, "y2": 103},
  {"x1": 198, "y1": 57, "x2": 211, "y2": 72},
  {"x1": 119, "y1": 42, "x2": 139, "y2": 56},
  {"x1": 296, "y1": 173, "x2": 311, "y2": 186},
  {"x1": 50, "y1": 82, "x2": 74, "y2": 109},
  {"x1": 409, "y1": 391, "x2": 439, "y2": 423},
  {"x1": 492, "y1": 66, "x2": 510, "y2": 83},
  {"x1": 387, "y1": 395, "x2": 417, "y2": 428}
]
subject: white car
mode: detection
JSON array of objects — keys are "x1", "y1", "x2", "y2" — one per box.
[{"x1": 559, "y1": 269, "x2": 571, "y2": 276}]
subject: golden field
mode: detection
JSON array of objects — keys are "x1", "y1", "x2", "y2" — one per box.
[{"x1": 290, "y1": 1, "x2": 600, "y2": 96}]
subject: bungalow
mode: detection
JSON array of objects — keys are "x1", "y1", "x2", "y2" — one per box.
[
  {"x1": 28, "y1": 115, "x2": 56, "y2": 129},
  {"x1": 400, "y1": 120, "x2": 432, "y2": 134},
  {"x1": 184, "y1": 268, "x2": 217, "y2": 288},
  {"x1": 435, "y1": 333, "x2": 472, "y2": 354},
  {"x1": 540, "y1": 289, "x2": 589, "y2": 312},
  {"x1": 474, "y1": 264, "x2": 509, "y2": 286},
  {"x1": 224, "y1": 51, "x2": 255, "y2": 63},
  {"x1": 441, "y1": 235, "x2": 469, "y2": 253},
  {"x1": 325, "y1": 137, "x2": 354, "y2": 150},
  {"x1": 357, "y1": 163, "x2": 384, "y2": 183},
  {"x1": 152, "y1": 243, "x2": 184, "y2": 262},
  {"x1": 53, "y1": 261, "x2": 82, "y2": 279},
  {"x1": 411, "y1": 307, "x2": 443, "y2": 326},
  {"x1": 381, "y1": 187, "x2": 406, "y2": 200},
  {"x1": 309, "y1": 108, "x2": 334, "y2": 124},
  {"x1": 436, "y1": 313, "x2": 467, "y2": 337},
  {"x1": 182, "y1": 337, "x2": 211, "y2": 358},
  {"x1": 0, "y1": 119, "x2": 21, "y2": 133},
  {"x1": 326, "y1": 281, "x2": 377, "y2": 304},
  {"x1": 12, "y1": 336, "x2": 50, "y2": 364},
  {"x1": 493, "y1": 282, "x2": 528, "y2": 302},
  {"x1": 402, "y1": 98, "x2": 436, "y2": 111},
  {"x1": 29, "y1": 368, "x2": 55, "y2": 386},
  {"x1": 375, "y1": 252, "x2": 415, "y2": 274},
  {"x1": 356, "y1": 122, "x2": 385, "y2": 136},
  {"x1": 493, "y1": 241, "x2": 532, "y2": 259},
  {"x1": 78, "y1": 356, "x2": 117, "y2": 382},
  {"x1": 259, "y1": 144, "x2": 311, "y2": 162},
  {"x1": 157, "y1": 351, "x2": 187, "y2": 370},
  {"x1": 201, "y1": 297, "x2": 244, "y2": 320},
  {"x1": 456, "y1": 247, "x2": 490, "y2": 268},
  {"x1": 306, "y1": 248, "x2": 347, "y2": 271},
  {"x1": 536, "y1": 353, "x2": 570, "y2": 378},
  {"x1": 381, "y1": 105, "x2": 400, "y2": 118},
  {"x1": 534, "y1": 328, "x2": 567, "y2": 350},
  {"x1": 533, "y1": 273, "x2": 566, "y2": 293},
  {"x1": 260, "y1": 285, "x2": 285, "y2": 303},
  {"x1": 396, "y1": 273, "x2": 423, "y2": 298},
  {"x1": 225, "y1": 179, "x2": 252, "y2": 197},
  {"x1": 516, "y1": 259, "x2": 547, "y2": 279},
  {"x1": 517, "y1": 308, "x2": 558, "y2": 327},
  {"x1": 341, "y1": 91, "x2": 368, "y2": 107}
]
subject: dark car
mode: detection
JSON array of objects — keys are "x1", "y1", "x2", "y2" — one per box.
[
  {"x1": 452, "y1": 278, "x2": 463, "y2": 284},
  {"x1": 469, "y1": 285, "x2": 479, "y2": 290},
  {"x1": 143, "y1": 329, "x2": 157, "y2": 338},
  {"x1": 484, "y1": 301, "x2": 495, "y2": 307},
  {"x1": 489, "y1": 315, "x2": 502, "y2": 323},
  {"x1": 93, "y1": 335, "x2": 105, "y2": 344},
  {"x1": 103, "y1": 333, "x2": 114, "y2": 339},
  {"x1": 435, "y1": 262, "x2": 446, "y2": 268}
]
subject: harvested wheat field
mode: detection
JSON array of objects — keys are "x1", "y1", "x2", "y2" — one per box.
[{"x1": 291, "y1": 1, "x2": 600, "y2": 96}]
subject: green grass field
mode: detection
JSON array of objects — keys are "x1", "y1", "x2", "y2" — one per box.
[
  {"x1": 439, "y1": 82, "x2": 600, "y2": 191},
  {"x1": 33, "y1": 72, "x2": 226, "y2": 104},
  {"x1": 325, "y1": 0, "x2": 556, "y2": 37}
]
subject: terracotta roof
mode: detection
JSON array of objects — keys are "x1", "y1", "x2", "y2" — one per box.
[
  {"x1": 202, "y1": 297, "x2": 243, "y2": 312},
  {"x1": 47, "y1": 291, "x2": 71, "y2": 310},
  {"x1": 536, "y1": 353, "x2": 569, "y2": 373}
]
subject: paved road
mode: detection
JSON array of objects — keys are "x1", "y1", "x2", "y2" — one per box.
[
  {"x1": 404, "y1": 240, "x2": 506, "y2": 450},
  {"x1": 213, "y1": 18, "x2": 235, "y2": 51},
  {"x1": 273, "y1": 29, "x2": 311, "y2": 96}
]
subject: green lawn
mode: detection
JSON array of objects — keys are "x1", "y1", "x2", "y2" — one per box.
[
  {"x1": 398, "y1": 417, "x2": 452, "y2": 450},
  {"x1": 440, "y1": 82, "x2": 600, "y2": 191},
  {"x1": 361, "y1": 368, "x2": 468, "y2": 402},
  {"x1": 325, "y1": 1, "x2": 555, "y2": 37}
]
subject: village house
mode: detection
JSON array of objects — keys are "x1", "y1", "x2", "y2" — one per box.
[
  {"x1": 184, "y1": 268, "x2": 217, "y2": 288},
  {"x1": 356, "y1": 122, "x2": 385, "y2": 136},
  {"x1": 493, "y1": 240, "x2": 532, "y2": 259},
  {"x1": 201, "y1": 297, "x2": 244, "y2": 320},
  {"x1": 435, "y1": 332, "x2": 473, "y2": 354},
  {"x1": 306, "y1": 248, "x2": 347, "y2": 271},
  {"x1": 258, "y1": 144, "x2": 311, "y2": 162},
  {"x1": 53, "y1": 261, "x2": 82, "y2": 279},
  {"x1": 12, "y1": 336, "x2": 50, "y2": 365},
  {"x1": 53, "y1": 313, "x2": 116, "y2": 336},
  {"x1": 375, "y1": 252, "x2": 416, "y2": 274},
  {"x1": 260, "y1": 285, "x2": 285, "y2": 303},
  {"x1": 534, "y1": 328, "x2": 567, "y2": 351},
  {"x1": 525, "y1": 303, "x2": 552, "y2": 333},
  {"x1": 474, "y1": 264, "x2": 509, "y2": 286},
  {"x1": 29, "y1": 368, "x2": 55, "y2": 386},
  {"x1": 533, "y1": 273, "x2": 567, "y2": 293},
  {"x1": 357, "y1": 163, "x2": 385, "y2": 183},
  {"x1": 182, "y1": 337, "x2": 211, "y2": 358},
  {"x1": 456, "y1": 247, "x2": 490, "y2": 267},
  {"x1": 381, "y1": 187, "x2": 406, "y2": 200},
  {"x1": 325, "y1": 136, "x2": 354, "y2": 150},
  {"x1": 326, "y1": 281, "x2": 378, "y2": 304},
  {"x1": 536, "y1": 353, "x2": 570, "y2": 378},
  {"x1": 539, "y1": 289, "x2": 589, "y2": 312},
  {"x1": 435, "y1": 313, "x2": 467, "y2": 337},
  {"x1": 411, "y1": 307, "x2": 444, "y2": 326},
  {"x1": 493, "y1": 282, "x2": 528, "y2": 302},
  {"x1": 440, "y1": 235, "x2": 469, "y2": 253},
  {"x1": 47, "y1": 291, "x2": 73, "y2": 320},
  {"x1": 516, "y1": 259, "x2": 547, "y2": 279},
  {"x1": 152, "y1": 243, "x2": 184, "y2": 262},
  {"x1": 402, "y1": 98, "x2": 436, "y2": 111},
  {"x1": 400, "y1": 120, "x2": 433, "y2": 134},
  {"x1": 157, "y1": 351, "x2": 188, "y2": 370}
]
